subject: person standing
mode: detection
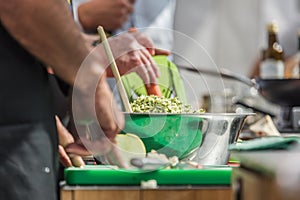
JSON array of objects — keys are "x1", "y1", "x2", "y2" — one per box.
[{"x1": 0, "y1": 0, "x2": 160, "y2": 199}]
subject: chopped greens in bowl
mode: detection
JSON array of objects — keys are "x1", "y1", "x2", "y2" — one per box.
[{"x1": 131, "y1": 95, "x2": 205, "y2": 113}]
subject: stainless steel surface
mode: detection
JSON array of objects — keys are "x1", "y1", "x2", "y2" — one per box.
[{"x1": 185, "y1": 113, "x2": 253, "y2": 165}]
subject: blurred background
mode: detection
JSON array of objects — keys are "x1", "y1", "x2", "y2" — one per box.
[{"x1": 172, "y1": 0, "x2": 300, "y2": 117}]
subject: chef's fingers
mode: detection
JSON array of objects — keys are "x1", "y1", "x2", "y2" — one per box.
[
  {"x1": 55, "y1": 115, "x2": 74, "y2": 147},
  {"x1": 67, "y1": 138, "x2": 126, "y2": 168},
  {"x1": 129, "y1": 31, "x2": 155, "y2": 56},
  {"x1": 59, "y1": 145, "x2": 73, "y2": 167},
  {"x1": 65, "y1": 142, "x2": 92, "y2": 157},
  {"x1": 108, "y1": 49, "x2": 157, "y2": 84},
  {"x1": 111, "y1": 52, "x2": 138, "y2": 76},
  {"x1": 70, "y1": 155, "x2": 85, "y2": 167},
  {"x1": 127, "y1": 30, "x2": 170, "y2": 60},
  {"x1": 125, "y1": 50, "x2": 150, "y2": 83},
  {"x1": 142, "y1": 48, "x2": 160, "y2": 77},
  {"x1": 139, "y1": 49, "x2": 159, "y2": 82},
  {"x1": 134, "y1": 64, "x2": 150, "y2": 84},
  {"x1": 113, "y1": 50, "x2": 150, "y2": 83},
  {"x1": 119, "y1": 31, "x2": 163, "y2": 77}
]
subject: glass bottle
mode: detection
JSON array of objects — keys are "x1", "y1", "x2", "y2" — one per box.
[{"x1": 260, "y1": 21, "x2": 285, "y2": 79}]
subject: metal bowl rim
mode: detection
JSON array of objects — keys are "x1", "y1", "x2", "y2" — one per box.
[{"x1": 123, "y1": 112, "x2": 255, "y2": 117}]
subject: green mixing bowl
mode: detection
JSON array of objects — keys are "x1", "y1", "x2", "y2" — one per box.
[{"x1": 122, "y1": 113, "x2": 203, "y2": 159}]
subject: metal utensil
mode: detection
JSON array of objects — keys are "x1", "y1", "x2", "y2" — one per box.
[{"x1": 177, "y1": 65, "x2": 255, "y2": 87}]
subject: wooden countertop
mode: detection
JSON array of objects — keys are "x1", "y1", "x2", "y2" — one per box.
[{"x1": 61, "y1": 185, "x2": 231, "y2": 200}]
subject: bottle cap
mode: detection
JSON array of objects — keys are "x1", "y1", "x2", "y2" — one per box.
[{"x1": 267, "y1": 21, "x2": 279, "y2": 33}]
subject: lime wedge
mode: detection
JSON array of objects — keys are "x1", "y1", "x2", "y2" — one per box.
[{"x1": 116, "y1": 133, "x2": 146, "y2": 167}]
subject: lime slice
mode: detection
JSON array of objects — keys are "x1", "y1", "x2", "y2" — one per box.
[{"x1": 116, "y1": 133, "x2": 146, "y2": 167}]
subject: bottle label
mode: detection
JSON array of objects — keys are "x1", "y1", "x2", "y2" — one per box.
[{"x1": 260, "y1": 59, "x2": 284, "y2": 79}]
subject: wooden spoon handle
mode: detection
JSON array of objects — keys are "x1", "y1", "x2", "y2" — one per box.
[{"x1": 97, "y1": 26, "x2": 132, "y2": 112}]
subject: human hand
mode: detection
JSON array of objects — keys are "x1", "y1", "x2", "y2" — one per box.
[
  {"x1": 128, "y1": 28, "x2": 171, "y2": 56},
  {"x1": 56, "y1": 114, "x2": 127, "y2": 168},
  {"x1": 82, "y1": 31, "x2": 169, "y2": 85},
  {"x1": 104, "y1": 32, "x2": 160, "y2": 85},
  {"x1": 56, "y1": 115, "x2": 85, "y2": 167},
  {"x1": 64, "y1": 120, "x2": 127, "y2": 168},
  {"x1": 70, "y1": 64, "x2": 126, "y2": 167},
  {"x1": 78, "y1": 0, "x2": 135, "y2": 32},
  {"x1": 66, "y1": 137, "x2": 127, "y2": 168}
]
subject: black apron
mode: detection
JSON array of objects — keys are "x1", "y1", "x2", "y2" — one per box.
[{"x1": 0, "y1": 24, "x2": 58, "y2": 200}]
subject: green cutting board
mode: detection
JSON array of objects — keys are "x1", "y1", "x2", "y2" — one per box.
[{"x1": 65, "y1": 165, "x2": 232, "y2": 186}]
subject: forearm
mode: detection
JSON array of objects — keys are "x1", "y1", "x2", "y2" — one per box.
[
  {"x1": 0, "y1": 0, "x2": 95, "y2": 86},
  {"x1": 0, "y1": 0, "x2": 124, "y2": 141}
]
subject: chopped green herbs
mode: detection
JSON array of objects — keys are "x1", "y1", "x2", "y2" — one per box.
[{"x1": 131, "y1": 95, "x2": 205, "y2": 113}]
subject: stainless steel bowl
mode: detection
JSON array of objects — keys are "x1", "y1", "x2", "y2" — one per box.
[
  {"x1": 189, "y1": 113, "x2": 253, "y2": 165},
  {"x1": 123, "y1": 112, "x2": 253, "y2": 165}
]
